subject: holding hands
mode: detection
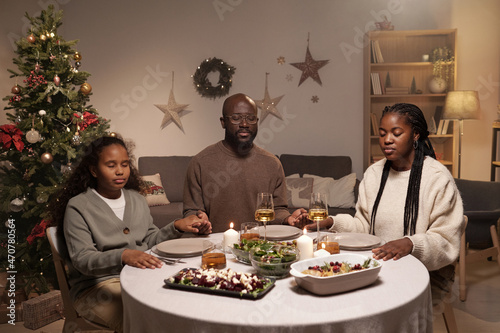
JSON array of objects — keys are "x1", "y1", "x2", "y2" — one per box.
[{"x1": 175, "y1": 211, "x2": 212, "y2": 235}]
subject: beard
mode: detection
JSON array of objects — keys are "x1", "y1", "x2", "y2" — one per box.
[{"x1": 225, "y1": 129, "x2": 257, "y2": 154}]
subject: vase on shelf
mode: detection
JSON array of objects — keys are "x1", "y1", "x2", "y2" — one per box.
[{"x1": 428, "y1": 76, "x2": 447, "y2": 94}]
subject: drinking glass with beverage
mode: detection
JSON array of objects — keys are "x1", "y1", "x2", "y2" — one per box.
[
  {"x1": 318, "y1": 234, "x2": 340, "y2": 254},
  {"x1": 240, "y1": 222, "x2": 260, "y2": 241},
  {"x1": 255, "y1": 193, "x2": 275, "y2": 241},
  {"x1": 201, "y1": 240, "x2": 226, "y2": 269},
  {"x1": 309, "y1": 192, "x2": 328, "y2": 249}
]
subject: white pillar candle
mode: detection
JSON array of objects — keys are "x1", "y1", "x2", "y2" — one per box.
[
  {"x1": 223, "y1": 222, "x2": 239, "y2": 252},
  {"x1": 296, "y1": 228, "x2": 313, "y2": 260},
  {"x1": 313, "y1": 249, "x2": 331, "y2": 258}
]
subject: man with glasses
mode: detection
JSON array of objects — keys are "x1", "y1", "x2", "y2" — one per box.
[{"x1": 183, "y1": 93, "x2": 307, "y2": 232}]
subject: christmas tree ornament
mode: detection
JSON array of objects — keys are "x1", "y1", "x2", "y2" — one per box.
[
  {"x1": 109, "y1": 132, "x2": 117, "y2": 137},
  {"x1": 11, "y1": 85, "x2": 21, "y2": 94},
  {"x1": 74, "y1": 52, "x2": 82, "y2": 61},
  {"x1": 35, "y1": 62, "x2": 41, "y2": 73},
  {"x1": 63, "y1": 54, "x2": 68, "y2": 59},
  {"x1": 53, "y1": 74, "x2": 60, "y2": 86},
  {"x1": 255, "y1": 73, "x2": 284, "y2": 122},
  {"x1": 72, "y1": 132, "x2": 82, "y2": 146},
  {"x1": 47, "y1": 31, "x2": 55, "y2": 38},
  {"x1": 26, "y1": 128, "x2": 41, "y2": 143},
  {"x1": 41, "y1": 152, "x2": 53, "y2": 164},
  {"x1": 15, "y1": 116, "x2": 22, "y2": 123},
  {"x1": 155, "y1": 72, "x2": 189, "y2": 131},
  {"x1": 9, "y1": 198, "x2": 24, "y2": 212},
  {"x1": 38, "y1": 110, "x2": 46, "y2": 116},
  {"x1": 27, "y1": 34, "x2": 36, "y2": 43},
  {"x1": 40, "y1": 34, "x2": 47, "y2": 41},
  {"x1": 49, "y1": 54, "x2": 56, "y2": 61},
  {"x1": 80, "y1": 82, "x2": 92, "y2": 95},
  {"x1": 75, "y1": 61, "x2": 81, "y2": 68},
  {"x1": 290, "y1": 33, "x2": 330, "y2": 86}
]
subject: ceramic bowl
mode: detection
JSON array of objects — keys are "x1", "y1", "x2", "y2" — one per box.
[{"x1": 290, "y1": 253, "x2": 382, "y2": 295}]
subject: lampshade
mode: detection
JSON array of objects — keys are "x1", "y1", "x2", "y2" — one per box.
[{"x1": 442, "y1": 90, "x2": 480, "y2": 120}]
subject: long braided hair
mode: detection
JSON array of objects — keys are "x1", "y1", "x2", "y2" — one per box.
[{"x1": 370, "y1": 103, "x2": 436, "y2": 236}]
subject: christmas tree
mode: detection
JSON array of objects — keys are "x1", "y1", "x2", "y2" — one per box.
[{"x1": 0, "y1": 5, "x2": 110, "y2": 296}]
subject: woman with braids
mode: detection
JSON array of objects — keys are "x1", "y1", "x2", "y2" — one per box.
[
  {"x1": 304, "y1": 103, "x2": 464, "y2": 302},
  {"x1": 50, "y1": 135, "x2": 211, "y2": 332}
]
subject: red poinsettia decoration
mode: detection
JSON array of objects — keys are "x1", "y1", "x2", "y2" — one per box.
[
  {"x1": 27, "y1": 219, "x2": 50, "y2": 245},
  {"x1": 0, "y1": 124, "x2": 24, "y2": 151},
  {"x1": 73, "y1": 111, "x2": 99, "y2": 131}
]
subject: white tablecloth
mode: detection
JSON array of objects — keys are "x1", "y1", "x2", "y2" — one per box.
[{"x1": 121, "y1": 233, "x2": 432, "y2": 333}]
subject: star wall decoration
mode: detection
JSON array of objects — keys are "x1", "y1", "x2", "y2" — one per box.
[
  {"x1": 285, "y1": 74, "x2": 293, "y2": 82},
  {"x1": 255, "y1": 72, "x2": 284, "y2": 122},
  {"x1": 277, "y1": 56, "x2": 285, "y2": 65},
  {"x1": 290, "y1": 34, "x2": 329, "y2": 86},
  {"x1": 154, "y1": 72, "x2": 189, "y2": 131},
  {"x1": 311, "y1": 95, "x2": 319, "y2": 103}
]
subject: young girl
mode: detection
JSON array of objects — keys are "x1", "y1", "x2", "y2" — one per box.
[
  {"x1": 50, "y1": 136, "x2": 211, "y2": 332},
  {"x1": 302, "y1": 103, "x2": 464, "y2": 304}
]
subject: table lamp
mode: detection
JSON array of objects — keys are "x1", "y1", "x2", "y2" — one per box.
[{"x1": 442, "y1": 90, "x2": 480, "y2": 178}]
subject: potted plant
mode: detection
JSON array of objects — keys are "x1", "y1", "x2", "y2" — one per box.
[{"x1": 429, "y1": 47, "x2": 454, "y2": 93}]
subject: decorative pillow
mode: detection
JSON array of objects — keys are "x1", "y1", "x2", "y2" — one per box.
[
  {"x1": 142, "y1": 173, "x2": 170, "y2": 206},
  {"x1": 285, "y1": 177, "x2": 313, "y2": 208},
  {"x1": 304, "y1": 173, "x2": 356, "y2": 209}
]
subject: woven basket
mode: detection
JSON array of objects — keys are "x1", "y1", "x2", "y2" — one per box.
[{"x1": 22, "y1": 290, "x2": 63, "y2": 329}]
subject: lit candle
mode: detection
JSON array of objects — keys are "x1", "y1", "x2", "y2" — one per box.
[
  {"x1": 223, "y1": 222, "x2": 239, "y2": 252},
  {"x1": 296, "y1": 228, "x2": 313, "y2": 260}
]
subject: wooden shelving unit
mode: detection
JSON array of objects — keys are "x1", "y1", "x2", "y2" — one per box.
[{"x1": 363, "y1": 29, "x2": 458, "y2": 177}]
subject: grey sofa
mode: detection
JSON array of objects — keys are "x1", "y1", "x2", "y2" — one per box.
[{"x1": 138, "y1": 154, "x2": 359, "y2": 229}]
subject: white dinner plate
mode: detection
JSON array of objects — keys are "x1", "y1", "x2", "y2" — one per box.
[
  {"x1": 154, "y1": 238, "x2": 211, "y2": 257},
  {"x1": 328, "y1": 233, "x2": 382, "y2": 250},
  {"x1": 258, "y1": 225, "x2": 302, "y2": 240}
]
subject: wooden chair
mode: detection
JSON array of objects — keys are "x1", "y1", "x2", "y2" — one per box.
[
  {"x1": 439, "y1": 215, "x2": 467, "y2": 333},
  {"x1": 47, "y1": 226, "x2": 112, "y2": 332},
  {"x1": 459, "y1": 219, "x2": 500, "y2": 301}
]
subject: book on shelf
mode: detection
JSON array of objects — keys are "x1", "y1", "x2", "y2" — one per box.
[
  {"x1": 432, "y1": 106, "x2": 444, "y2": 134},
  {"x1": 436, "y1": 119, "x2": 445, "y2": 135},
  {"x1": 441, "y1": 119, "x2": 451, "y2": 134},
  {"x1": 370, "y1": 112, "x2": 378, "y2": 135},
  {"x1": 370, "y1": 40, "x2": 384, "y2": 63},
  {"x1": 371, "y1": 73, "x2": 382, "y2": 95}
]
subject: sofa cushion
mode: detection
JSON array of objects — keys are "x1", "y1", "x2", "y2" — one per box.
[
  {"x1": 138, "y1": 156, "x2": 192, "y2": 203},
  {"x1": 142, "y1": 173, "x2": 170, "y2": 206},
  {"x1": 285, "y1": 177, "x2": 314, "y2": 208},
  {"x1": 304, "y1": 173, "x2": 356, "y2": 209}
]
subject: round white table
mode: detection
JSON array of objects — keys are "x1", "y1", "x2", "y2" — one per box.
[{"x1": 121, "y1": 233, "x2": 433, "y2": 333}]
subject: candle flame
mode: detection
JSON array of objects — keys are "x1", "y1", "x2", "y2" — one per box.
[
  {"x1": 230, "y1": 222, "x2": 234, "y2": 229},
  {"x1": 322, "y1": 243, "x2": 326, "y2": 249},
  {"x1": 303, "y1": 228, "x2": 307, "y2": 235}
]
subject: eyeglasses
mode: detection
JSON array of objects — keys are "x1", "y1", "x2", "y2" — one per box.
[{"x1": 224, "y1": 114, "x2": 258, "y2": 125}]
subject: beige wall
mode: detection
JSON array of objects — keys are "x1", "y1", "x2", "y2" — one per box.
[{"x1": 1, "y1": 0, "x2": 498, "y2": 180}]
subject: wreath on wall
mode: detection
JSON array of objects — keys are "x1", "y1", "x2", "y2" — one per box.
[{"x1": 192, "y1": 57, "x2": 236, "y2": 99}]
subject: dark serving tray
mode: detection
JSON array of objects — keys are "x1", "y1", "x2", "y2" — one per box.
[{"x1": 164, "y1": 268, "x2": 276, "y2": 300}]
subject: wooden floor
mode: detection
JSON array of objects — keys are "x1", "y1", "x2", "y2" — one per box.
[{"x1": 2, "y1": 258, "x2": 499, "y2": 333}]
